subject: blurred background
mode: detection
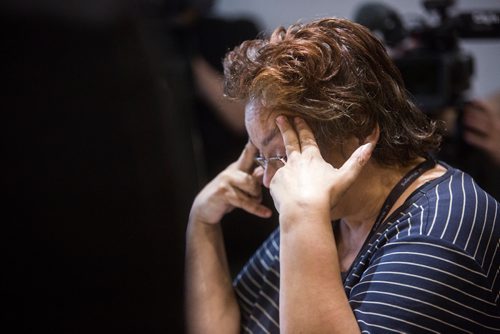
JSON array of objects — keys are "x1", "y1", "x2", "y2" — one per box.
[
  {"x1": 2, "y1": 0, "x2": 499, "y2": 333},
  {"x1": 216, "y1": 0, "x2": 500, "y2": 98}
]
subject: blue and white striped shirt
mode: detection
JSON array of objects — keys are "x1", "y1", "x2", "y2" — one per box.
[{"x1": 234, "y1": 165, "x2": 500, "y2": 333}]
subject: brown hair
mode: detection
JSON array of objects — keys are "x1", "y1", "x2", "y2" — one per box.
[{"x1": 223, "y1": 17, "x2": 442, "y2": 166}]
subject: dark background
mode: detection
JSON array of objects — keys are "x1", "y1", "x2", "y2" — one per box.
[
  {"x1": 2, "y1": 1, "x2": 198, "y2": 332},
  {"x1": 1, "y1": 1, "x2": 277, "y2": 332}
]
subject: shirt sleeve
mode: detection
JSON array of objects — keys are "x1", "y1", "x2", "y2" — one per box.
[{"x1": 348, "y1": 235, "x2": 500, "y2": 333}]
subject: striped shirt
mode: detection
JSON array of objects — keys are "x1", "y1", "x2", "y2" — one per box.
[{"x1": 233, "y1": 164, "x2": 500, "y2": 333}]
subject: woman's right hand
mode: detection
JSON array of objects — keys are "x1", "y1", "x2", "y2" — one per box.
[{"x1": 189, "y1": 141, "x2": 273, "y2": 225}]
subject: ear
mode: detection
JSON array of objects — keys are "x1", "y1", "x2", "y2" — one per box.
[{"x1": 359, "y1": 123, "x2": 380, "y2": 147}]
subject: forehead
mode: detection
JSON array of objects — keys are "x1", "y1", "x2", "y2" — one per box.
[
  {"x1": 244, "y1": 99, "x2": 281, "y2": 151},
  {"x1": 244, "y1": 98, "x2": 268, "y2": 125}
]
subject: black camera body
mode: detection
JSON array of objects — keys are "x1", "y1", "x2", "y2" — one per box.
[
  {"x1": 395, "y1": 45, "x2": 473, "y2": 112},
  {"x1": 356, "y1": 0, "x2": 500, "y2": 112}
]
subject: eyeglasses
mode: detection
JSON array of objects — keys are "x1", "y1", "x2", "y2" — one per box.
[{"x1": 254, "y1": 155, "x2": 287, "y2": 170}]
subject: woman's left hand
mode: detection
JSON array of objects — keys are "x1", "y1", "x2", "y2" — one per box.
[{"x1": 269, "y1": 116, "x2": 375, "y2": 216}]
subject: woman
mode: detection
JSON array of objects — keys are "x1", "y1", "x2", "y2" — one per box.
[{"x1": 185, "y1": 18, "x2": 500, "y2": 333}]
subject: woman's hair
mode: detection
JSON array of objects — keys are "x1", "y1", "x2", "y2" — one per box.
[{"x1": 223, "y1": 17, "x2": 443, "y2": 166}]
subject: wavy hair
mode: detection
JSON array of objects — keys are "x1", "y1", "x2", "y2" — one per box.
[{"x1": 223, "y1": 17, "x2": 442, "y2": 166}]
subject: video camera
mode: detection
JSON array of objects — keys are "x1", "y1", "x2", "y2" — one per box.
[{"x1": 355, "y1": 0, "x2": 500, "y2": 113}]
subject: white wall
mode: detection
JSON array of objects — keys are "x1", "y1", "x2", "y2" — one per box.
[{"x1": 213, "y1": 0, "x2": 500, "y2": 98}]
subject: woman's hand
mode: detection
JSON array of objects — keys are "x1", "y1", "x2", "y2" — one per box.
[
  {"x1": 269, "y1": 116, "x2": 375, "y2": 215},
  {"x1": 190, "y1": 141, "x2": 272, "y2": 225}
]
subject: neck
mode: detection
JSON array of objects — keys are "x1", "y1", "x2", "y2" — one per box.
[
  {"x1": 335, "y1": 158, "x2": 425, "y2": 232},
  {"x1": 334, "y1": 157, "x2": 446, "y2": 273}
]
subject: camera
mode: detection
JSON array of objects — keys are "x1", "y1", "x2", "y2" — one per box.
[{"x1": 355, "y1": 0, "x2": 500, "y2": 113}]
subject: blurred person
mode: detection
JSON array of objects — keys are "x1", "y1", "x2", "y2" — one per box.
[
  {"x1": 352, "y1": 1, "x2": 500, "y2": 200},
  {"x1": 463, "y1": 92, "x2": 500, "y2": 166},
  {"x1": 436, "y1": 94, "x2": 500, "y2": 200},
  {"x1": 168, "y1": 1, "x2": 279, "y2": 274},
  {"x1": 185, "y1": 17, "x2": 499, "y2": 333},
  {"x1": 167, "y1": 0, "x2": 260, "y2": 179}
]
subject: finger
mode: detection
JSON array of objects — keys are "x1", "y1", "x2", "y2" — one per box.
[
  {"x1": 467, "y1": 100, "x2": 490, "y2": 114},
  {"x1": 463, "y1": 108, "x2": 489, "y2": 134},
  {"x1": 226, "y1": 187, "x2": 272, "y2": 218},
  {"x1": 337, "y1": 141, "x2": 375, "y2": 192},
  {"x1": 229, "y1": 170, "x2": 262, "y2": 198},
  {"x1": 463, "y1": 130, "x2": 489, "y2": 151},
  {"x1": 294, "y1": 117, "x2": 320, "y2": 155},
  {"x1": 234, "y1": 141, "x2": 258, "y2": 172},
  {"x1": 276, "y1": 115, "x2": 300, "y2": 157},
  {"x1": 252, "y1": 166, "x2": 264, "y2": 186}
]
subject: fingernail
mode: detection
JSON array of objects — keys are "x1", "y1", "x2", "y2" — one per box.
[
  {"x1": 358, "y1": 143, "x2": 374, "y2": 165},
  {"x1": 263, "y1": 209, "x2": 272, "y2": 217},
  {"x1": 361, "y1": 142, "x2": 374, "y2": 153}
]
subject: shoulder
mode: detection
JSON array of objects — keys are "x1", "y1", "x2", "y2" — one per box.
[
  {"x1": 416, "y1": 163, "x2": 495, "y2": 208},
  {"x1": 403, "y1": 165, "x2": 499, "y2": 251},
  {"x1": 378, "y1": 165, "x2": 499, "y2": 279},
  {"x1": 350, "y1": 233, "x2": 500, "y2": 332},
  {"x1": 346, "y1": 167, "x2": 500, "y2": 332},
  {"x1": 417, "y1": 163, "x2": 496, "y2": 209}
]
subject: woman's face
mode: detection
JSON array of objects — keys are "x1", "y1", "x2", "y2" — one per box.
[
  {"x1": 244, "y1": 100, "x2": 286, "y2": 188},
  {"x1": 244, "y1": 99, "x2": 365, "y2": 221}
]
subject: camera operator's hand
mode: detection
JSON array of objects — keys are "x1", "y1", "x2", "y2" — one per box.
[
  {"x1": 190, "y1": 141, "x2": 272, "y2": 225},
  {"x1": 463, "y1": 98, "x2": 500, "y2": 167}
]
